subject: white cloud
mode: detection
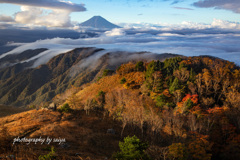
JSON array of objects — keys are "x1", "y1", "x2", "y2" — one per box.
[
  {"x1": 0, "y1": 0, "x2": 86, "y2": 12},
  {"x1": 14, "y1": 6, "x2": 72, "y2": 27},
  {"x1": 104, "y1": 28, "x2": 126, "y2": 37},
  {"x1": 211, "y1": 19, "x2": 240, "y2": 29},
  {"x1": 193, "y1": 0, "x2": 240, "y2": 14},
  {"x1": 0, "y1": 0, "x2": 86, "y2": 28},
  {"x1": 122, "y1": 19, "x2": 240, "y2": 31}
]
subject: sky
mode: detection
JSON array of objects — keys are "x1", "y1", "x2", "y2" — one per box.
[
  {"x1": 73, "y1": 0, "x2": 240, "y2": 24},
  {"x1": 0, "y1": 0, "x2": 240, "y2": 27},
  {"x1": 0, "y1": 0, "x2": 239, "y2": 66}
]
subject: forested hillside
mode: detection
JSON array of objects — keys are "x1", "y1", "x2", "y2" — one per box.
[
  {"x1": 0, "y1": 47, "x2": 178, "y2": 106},
  {"x1": 0, "y1": 56, "x2": 239, "y2": 159},
  {"x1": 60, "y1": 56, "x2": 240, "y2": 159}
]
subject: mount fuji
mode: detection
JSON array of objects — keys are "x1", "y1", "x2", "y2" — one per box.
[{"x1": 80, "y1": 16, "x2": 121, "y2": 29}]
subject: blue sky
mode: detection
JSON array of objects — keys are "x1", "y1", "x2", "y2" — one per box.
[
  {"x1": 71, "y1": 0, "x2": 240, "y2": 24},
  {"x1": 0, "y1": 0, "x2": 240, "y2": 27}
]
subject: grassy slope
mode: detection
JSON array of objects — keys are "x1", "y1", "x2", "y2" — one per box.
[
  {"x1": 75, "y1": 72, "x2": 145, "y2": 105},
  {"x1": 0, "y1": 109, "x2": 123, "y2": 159},
  {"x1": 0, "y1": 72, "x2": 149, "y2": 159}
]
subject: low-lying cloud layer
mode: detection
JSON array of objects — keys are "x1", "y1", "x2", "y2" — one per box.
[{"x1": 0, "y1": 24, "x2": 240, "y2": 67}]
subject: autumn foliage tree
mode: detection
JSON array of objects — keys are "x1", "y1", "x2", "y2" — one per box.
[
  {"x1": 175, "y1": 94, "x2": 198, "y2": 114},
  {"x1": 58, "y1": 56, "x2": 240, "y2": 160}
]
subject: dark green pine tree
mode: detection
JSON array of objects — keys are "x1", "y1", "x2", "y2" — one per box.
[
  {"x1": 169, "y1": 77, "x2": 181, "y2": 94},
  {"x1": 189, "y1": 68, "x2": 196, "y2": 82},
  {"x1": 135, "y1": 61, "x2": 145, "y2": 72}
]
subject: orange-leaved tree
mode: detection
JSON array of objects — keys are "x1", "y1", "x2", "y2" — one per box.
[{"x1": 175, "y1": 94, "x2": 198, "y2": 114}]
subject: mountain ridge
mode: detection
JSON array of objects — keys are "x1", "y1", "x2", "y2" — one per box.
[
  {"x1": 80, "y1": 16, "x2": 121, "y2": 29},
  {"x1": 0, "y1": 47, "x2": 180, "y2": 106}
]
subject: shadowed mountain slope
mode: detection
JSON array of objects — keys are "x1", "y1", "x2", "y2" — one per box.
[{"x1": 0, "y1": 47, "x2": 179, "y2": 106}]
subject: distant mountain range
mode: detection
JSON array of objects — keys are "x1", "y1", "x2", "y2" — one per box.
[
  {"x1": 0, "y1": 48, "x2": 179, "y2": 106},
  {"x1": 80, "y1": 16, "x2": 121, "y2": 29}
]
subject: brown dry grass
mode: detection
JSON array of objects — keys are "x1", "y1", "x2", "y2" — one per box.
[
  {"x1": 0, "y1": 109, "x2": 123, "y2": 159},
  {"x1": 0, "y1": 72, "x2": 150, "y2": 159},
  {"x1": 0, "y1": 109, "x2": 61, "y2": 137},
  {"x1": 75, "y1": 75, "x2": 122, "y2": 104},
  {"x1": 74, "y1": 72, "x2": 145, "y2": 107}
]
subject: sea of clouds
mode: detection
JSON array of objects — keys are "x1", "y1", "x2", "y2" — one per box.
[{"x1": 0, "y1": 21, "x2": 240, "y2": 67}]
